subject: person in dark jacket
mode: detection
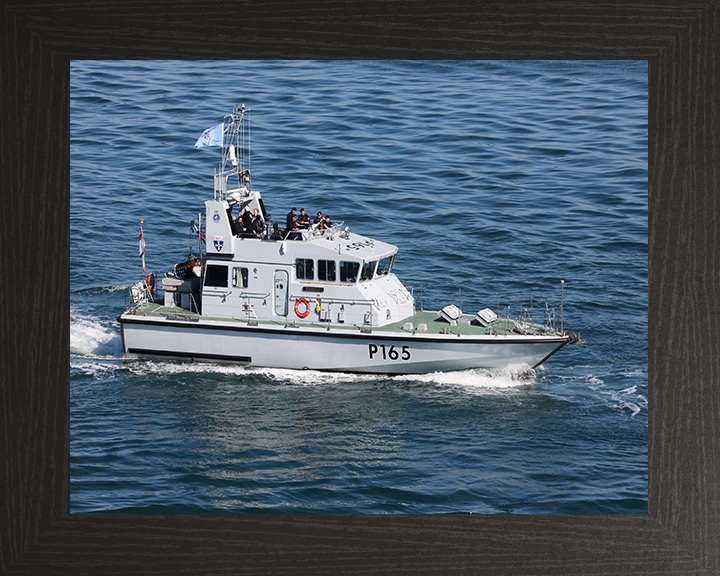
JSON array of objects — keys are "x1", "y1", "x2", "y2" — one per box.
[
  {"x1": 241, "y1": 206, "x2": 253, "y2": 233},
  {"x1": 285, "y1": 207, "x2": 301, "y2": 239},
  {"x1": 251, "y1": 208, "x2": 264, "y2": 237},
  {"x1": 286, "y1": 207, "x2": 298, "y2": 230},
  {"x1": 297, "y1": 208, "x2": 311, "y2": 229}
]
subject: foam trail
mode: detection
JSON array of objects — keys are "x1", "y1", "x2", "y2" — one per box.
[
  {"x1": 70, "y1": 315, "x2": 122, "y2": 358},
  {"x1": 70, "y1": 359, "x2": 123, "y2": 379},
  {"x1": 394, "y1": 364, "x2": 537, "y2": 392},
  {"x1": 73, "y1": 284, "x2": 129, "y2": 296},
  {"x1": 253, "y1": 367, "x2": 378, "y2": 386},
  {"x1": 609, "y1": 385, "x2": 647, "y2": 417},
  {"x1": 123, "y1": 361, "x2": 378, "y2": 386},
  {"x1": 123, "y1": 360, "x2": 536, "y2": 389}
]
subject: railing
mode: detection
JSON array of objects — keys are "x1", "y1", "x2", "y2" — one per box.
[
  {"x1": 288, "y1": 294, "x2": 376, "y2": 309},
  {"x1": 286, "y1": 293, "x2": 376, "y2": 331},
  {"x1": 124, "y1": 274, "x2": 155, "y2": 311},
  {"x1": 220, "y1": 184, "x2": 251, "y2": 203},
  {"x1": 282, "y1": 221, "x2": 347, "y2": 242},
  {"x1": 123, "y1": 271, "x2": 170, "y2": 312},
  {"x1": 489, "y1": 301, "x2": 561, "y2": 336}
]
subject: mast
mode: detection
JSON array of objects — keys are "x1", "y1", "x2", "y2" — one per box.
[
  {"x1": 198, "y1": 212, "x2": 203, "y2": 260},
  {"x1": 213, "y1": 104, "x2": 252, "y2": 203},
  {"x1": 222, "y1": 104, "x2": 251, "y2": 191}
]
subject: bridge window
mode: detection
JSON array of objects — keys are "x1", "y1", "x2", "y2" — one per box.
[
  {"x1": 318, "y1": 260, "x2": 336, "y2": 282},
  {"x1": 360, "y1": 260, "x2": 377, "y2": 282},
  {"x1": 340, "y1": 261, "x2": 360, "y2": 283},
  {"x1": 295, "y1": 258, "x2": 314, "y2": 280},
  {"x1": 205, "y1": 264, "x2": 228, "y2": 287},
  {"x1": 376, "y1": 254, "x2": 395, "y2": 277},
  {"x1": 232, "y1": 267, "x2": 249, "y2": 288}
]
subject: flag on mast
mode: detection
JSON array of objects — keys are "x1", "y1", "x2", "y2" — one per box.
[
  {"x1": 194, "y1": 122, "x2": 224, "y2": 148},
  {"x1": 139, "y1": 219, "x2": 146, "y2": 275}
]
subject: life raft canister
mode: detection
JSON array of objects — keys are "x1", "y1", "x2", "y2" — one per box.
[{"x1": 294, "y1": 298, "x2": 310, "y2": 318}]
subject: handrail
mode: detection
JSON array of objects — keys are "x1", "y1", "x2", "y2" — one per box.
[
  {"x1": 124, "y1": 270, "x2": 165, "y2": 310},
  {"x1": 282, "y1": 221, "x2": 346, "y2": 242},
  {"x1": 288, "y1": 294, "x2": 375, "y2": 306}
]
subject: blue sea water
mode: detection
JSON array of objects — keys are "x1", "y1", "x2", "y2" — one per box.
[{"x1": 70, "y1": 60, "x2": 648, "y2": 514}]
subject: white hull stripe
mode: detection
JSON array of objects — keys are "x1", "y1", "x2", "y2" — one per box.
[{"x1": 118, "y1": 316, "x2": 569, "y2": 346}]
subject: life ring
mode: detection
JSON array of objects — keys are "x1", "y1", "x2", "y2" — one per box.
[
  {"x1": 294, "y1": 298, "x2": 310, "y2": 318},
  {"x1": 146, "y1": 273, "x2": 155, "y2": 293}
]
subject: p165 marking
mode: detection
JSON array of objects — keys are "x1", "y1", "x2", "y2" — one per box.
[{"x1": 368, "y1": 344, "x2": 411, "y2": 361}]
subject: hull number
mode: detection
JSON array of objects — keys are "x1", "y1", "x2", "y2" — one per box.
[{"x1": 369, "y1": 344, "x2": 411, "y2": 361}]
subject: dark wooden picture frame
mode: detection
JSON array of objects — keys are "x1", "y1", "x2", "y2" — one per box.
[{"x1": 1, "y1": 2, "x2": 716, "y2": 574}]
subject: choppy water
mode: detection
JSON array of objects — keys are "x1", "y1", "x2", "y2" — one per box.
[{"x1": 70, "y1": 60, "x2": 647, "y2": 513}]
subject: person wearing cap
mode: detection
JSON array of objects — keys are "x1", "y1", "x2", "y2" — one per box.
[
  {"x1": 285, "y1": 206, "x2": 301, "y2": 240},
  {"x1": 297, "y1": 208, "x2": 311, "y2": 229}
]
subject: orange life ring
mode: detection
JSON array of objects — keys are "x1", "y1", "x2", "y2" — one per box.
[
  {"x1": 294, "y1": 298, "x2": 310, "y2": 318},
  {"x1": 146, "y1": 273, "x2": 155, "y2": 293}
]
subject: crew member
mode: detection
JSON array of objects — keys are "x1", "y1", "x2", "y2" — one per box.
[
  {"x1": 241, "y1": 206, "x2": 253, "y2": 233},
  {"x1": 251, "y1": 208, "x2": 264, "y2": 237},
  {"x1": 286, "y1": 207, "x2": 301, "y2": 239},
  {"x1": 286, "y1": 207, "x2": 298, "y2": 230},
  {"x1": 297, "y1": 208, "x2": 311, "y2": 229}
]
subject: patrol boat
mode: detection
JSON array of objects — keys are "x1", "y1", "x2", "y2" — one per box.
[{"x1": 118, "y1": 106, "x2": 582, "y2": 374}]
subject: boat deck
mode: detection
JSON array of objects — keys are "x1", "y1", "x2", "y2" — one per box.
[
  {"x1": 125, "y1": 302, "x2": 561, "y2": 338},
  {"x1": 378, "y1": 311, "x2": 515, "y2": 336}
]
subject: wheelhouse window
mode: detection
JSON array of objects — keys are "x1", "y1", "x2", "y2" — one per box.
[
  {"x1": 376, "y1": 254, "x2": 395, "y2": 277},
  {"x1": 295, "y1": 258, "x2": 314, "y2": 280},
  {"x1": 204, "y1": 264, "x2": 228, "y2": 287},
  {"x1": 360, "y1": 260, "x2": 377, "y2": 282},
  {"x1": 318, "y1": 260, "x2": 336, "y2": 282},
  {"x1": 340, "y1": 261, "x2": 360, "y2": 283},
  {"x1": 232, "y1": 267, "x2": 249, "y2": 288}
]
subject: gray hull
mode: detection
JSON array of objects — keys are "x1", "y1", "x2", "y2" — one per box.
[{"x1": 119, "y1": 316, "x2": 570, "y2": 374}]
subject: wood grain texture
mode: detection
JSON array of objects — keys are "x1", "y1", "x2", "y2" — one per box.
[{"x1": 0, "y1": 1, "x2": 717, "y2": 574}]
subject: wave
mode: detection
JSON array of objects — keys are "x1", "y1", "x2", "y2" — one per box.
[
  {"x1": 555, "y1": 368, "x2": 647, "y2": 418},
  {"x1": 393, "y1": 364, "x2": 537, "y2": 392},
  {"x1": 71, "y1": 359, "x2": 124, "y2": 379},
  {"x1": 111, "y1": 355, "x2": 536, "y2": 390},
  {"x1": 73, "y1": 285, "x2": 129, "y2": 296},
  {"x1": 121, "y1": 361, "x2": 384, "y2": 386},
  {"x1": 70, "y1": 314, "x2": 123, "y2": 358},
  {"x1": 608, "y1": 384, "x2": 647, "y2": 417}
]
